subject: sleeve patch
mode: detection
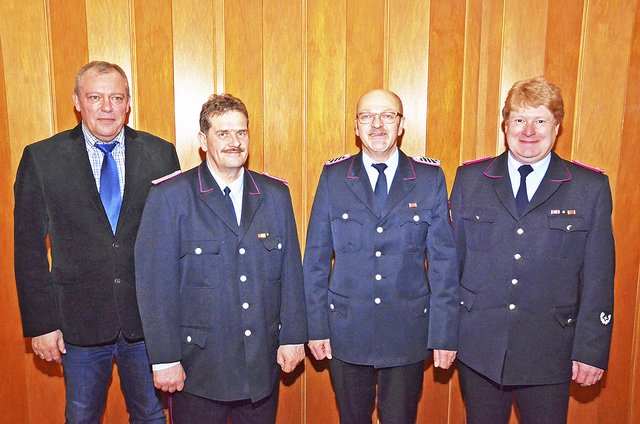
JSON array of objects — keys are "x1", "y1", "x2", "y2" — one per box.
[
  {"x1": 412, "y1": 155, "x2": 441, "y2": 167},
  {"x1": 262, "y1": 172, "x2": 288, "y2": 184},
  {"x1": 152, "y1": 170, "x2": 182, "y2": 185},
  {"x1": 325, "y1": 154, "x2": 352, "y2": 166},
  {"x1": 572, "y1": 160, "x2": 605, "y2": 174},
  {"x1": 462, "y1": 156, "x2": 492, "y2": 165}
]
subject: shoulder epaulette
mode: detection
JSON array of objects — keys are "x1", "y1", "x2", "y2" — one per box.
[
  {"x1": 325, "y1": 154, "x2": 352, "y2": 166},
  {"x1": 152, "y1": 170, "x2": 182, "y2": 185},
  {"x1": 572, "y1": 160, "x2": 605, "y2": 174},
  {"x1": 462, "y1": 156, "x2": 492, "y2": 165},
  {"x1": 412, "y1": 156, "x2": 441, "y2": 167},
  {"x1": 262, "y1": 172, "x2": 288, "y2": 184}
]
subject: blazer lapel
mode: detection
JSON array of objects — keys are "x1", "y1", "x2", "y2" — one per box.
[
  {"x1": 64, "y1": 125, "x2": 113, "y2": 230},
  {"x1": 344, "y1": 153, "x2": 378, "y2": 216},
  {"x1": 381, "y1": 150, "x2": 417, "y2": 218},
  {"x1": 118, "y1": 127, "x2": 144, "y2": 235},
  {"x1": 197, "y1": 162, "x2": 240, "y2": 235},
  {"x1": 525, "y1": 152, "x2": 571, "y2": 215}
]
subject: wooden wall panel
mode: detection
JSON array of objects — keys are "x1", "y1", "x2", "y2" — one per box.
[
  {"x1": 3, "y1": 1, "x2": 640, "y2": 423},
  {"x1": 387, "y1": 0, "x2": 430, "y2": 157},
  {"x1": 0, "y1": 38, "x2": 29, "y2": 424},
  {"x1": 172, "y1": 0, "x2": 216, "y2": 170}
]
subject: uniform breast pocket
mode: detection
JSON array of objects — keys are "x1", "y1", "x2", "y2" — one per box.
[
  {"x1": 180, "y1": 240, "x2": 221, "y2": 287},
  {"x1": 462, "y1": 208, "x2": 497, "y2": 251},
  {"x1": 546, "y1": 215, "x2": 589, "y2": 260},
  {"x1": 399, "y1": 208, "x2": 431, "y2": 254},
  {"x1": 331, "y1": 209, "x2": 366, "y2": 252}
]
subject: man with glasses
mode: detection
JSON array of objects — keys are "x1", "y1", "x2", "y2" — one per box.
[
  {"x1": 135, "y1": 94, "x2": 307, "y2": 423},
  {"x1": 304, "y1": 88, "x2": 459, "y2": 423},
  {"x1": 450, "y1": 77, "x2": 615, "y2": 423}
]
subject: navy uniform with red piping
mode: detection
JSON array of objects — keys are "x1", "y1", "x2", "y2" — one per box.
[
  {"x1": 450, "y1": 151, "x2": 615, "y2": 385},
  {"x1": 304, "y1": 150, "x2": 459, "y2": 368},
  {"x1": 135, "y1": 162, "x2": 307, "y2": 403}
]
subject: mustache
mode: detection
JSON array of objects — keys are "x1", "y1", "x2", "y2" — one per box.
[{"x1": 223, "y1": 147, "x2": 246, "y2": 153}]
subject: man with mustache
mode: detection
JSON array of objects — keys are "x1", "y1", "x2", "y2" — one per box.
[
  {"x1": 304, "y1": 89, "x2": 459, "y2": 423},
  {"x1": 135, "y1": 94, "x2": 307, "y2": 423}
]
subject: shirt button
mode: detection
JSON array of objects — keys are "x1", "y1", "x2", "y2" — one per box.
[
  {"x1": 413, "y1": 215, "x2": 420, "y2": 222},
  {"x1": 374, "y1": 298, "x2": 381, "y2": 304},
  {"x1": 186, "y1": 336, "x2": 192, "y2": 342},
  {"x1": 329, "y1": 303, "x2": 335, "y2": 310},
  {"x1": 242, "y1": 302, "x2": 249, "y2": 309},
  {"x1": 244, "y1": 330, "x2": 252, "y2": 336},
  {"x1": 509, "y1": 304, "x2": 516, "y2": 310},
  {"x1": 195, "y1": 247, "x2": 202, "y2": 255},
  {"x1": 377, "y1": 227, "x2": 384, "y2": 233},
  {"x1": 511, "y1": 279, "x2": 518, "y2": 285},
  {"x1": 375, "y1": 251, "x2": 382, "y2": 257},
  {"x1": 114, "y1": 278, "x2": 121, "y2": 284},
  {"x1": 342, "y1": 213, "x2": 349, "y2": 220},
  {"x1": 517, "y1": 228, "x2": 524, "y2": 235},
  {"x1": 375, "y1": 274, "x2": 382, "y2": 281},
  {"x1": 514, "y1": 254, "x2": 522, "y2": 260},
  {"x1": 239, "y1": 247, "x2": 246, "y2": 255},
  {"x1": 240, "y1": 275, "x2": 247, "y2": 282}
]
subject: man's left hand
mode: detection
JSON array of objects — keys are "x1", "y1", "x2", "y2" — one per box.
[
  {"x1": 572, "y1": 361, "x2": 604, "y2": 386},
  {"x1": 433, "y1": 349, "x2": 457, "y2": 369},
  {"x1": 277, "y1": 345, "x2": 305, "y2": 373}
]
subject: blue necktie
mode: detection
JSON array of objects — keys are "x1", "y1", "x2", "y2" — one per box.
[
  {"x1": 372, "y1": 163, "x2": 388, "y2": 212},
  {"x1": 224, "y1": 186, "x2": 238, "y2": 226},
  {"x1": 95, "y1": 141, "x2": 121, "y2": 234},
  {"x1": 515, "y1": 165, "x2": 534, "y2": 217}
]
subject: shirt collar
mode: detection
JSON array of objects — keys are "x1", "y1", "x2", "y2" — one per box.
[
  {"x1": 362, "y1": 147, "x2": 399, "y2": 174},
  {"x1": 82, "y1": 123, "x2": 126, "y2": 148},
  {"x1": 207, "y1": 163, "x2": 245, "y2": 198},
  {"x1": 507, "y1": 151, "x2": 551, "y2": 178}
]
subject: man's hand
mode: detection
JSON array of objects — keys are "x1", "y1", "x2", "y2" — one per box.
[
  {"x1": 572, "y1": 361, "x2": 604, "y2": 386},
  {"x1": 308, "y1": 339, "x2": 332, "y2": 360},
  {"x1": 32, "y1": 330, "x2": 66, "y2": 364},
  {"x1": 433, "y1": 349, "x2": 456, "y2": 369},
  {"x1": 153, "y1": 363, "x2": 186, "y2": 393},
  {"x1": 277, "y1": 345, "x2": 305, "y2": 373}
]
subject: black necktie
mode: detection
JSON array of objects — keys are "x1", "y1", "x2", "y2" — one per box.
[
  {"x1": 94, "y1": 141, "x2": 121, "y2": 234},
  {"x1": 372, "y1": 163, "x2": 388, "y2": 212},
  {"x1": 515, "y1": 165, "x2": 534, "y2": 216},
  {"x1": 223, "y1": 186, "x2": 238, "y2": 226}
]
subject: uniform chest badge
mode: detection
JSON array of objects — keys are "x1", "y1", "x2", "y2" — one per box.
[
  {"x1": 408, "y1": 202, "x2": 417, "y2": 208},
  {"x1": 257, "y1": 232, "x2": 270, "y2": 239}
]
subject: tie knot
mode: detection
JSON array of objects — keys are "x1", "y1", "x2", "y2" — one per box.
[
  {"x1": 518, "y1": 165, "x2": 533, "y2": 178},
  {"x1": 95, "y1": 141, "x2": 118, "y2": 155},
  {"x1": 224, "y1": 186, "x2": 231, "y2": 196},
  {"x1": 372, "y1": 163, "x2": 387, "y2": 174}
]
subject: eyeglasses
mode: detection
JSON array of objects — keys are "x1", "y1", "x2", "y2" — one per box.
[
  {"x1": 356, "y1": 112, "x2": 403, "y2": 125},
  {"x1": 508, "y1": 117, "x2": 554, "y2": 131},
  {"x1": 215, "y1": 129, "x2": 248, "y2": 141}
]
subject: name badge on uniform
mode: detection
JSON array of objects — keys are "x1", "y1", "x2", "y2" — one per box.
[{"x1": 257, "y1": 232, "x2": 270, "y2": 239}]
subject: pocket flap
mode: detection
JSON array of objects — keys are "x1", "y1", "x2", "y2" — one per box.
[
  {"x1": 460, "y1": 286, "x2": 477, "y2": 312},
  {"x1": 181, "y1": 326, "x2": 208, "y2": 348},
  {"x1": 180, "y1": 240, "x2": 220, "y2": 257},
  {"x1": 328, "y1": 291, "x2": 349, "y2": 317},
  {"x1": 547, "y1": 216, "x2": 587, "y2": 232},
  {"x1": 462, "y1": 208, "x2": 496, "y2": 223},
  {"x1": 554, "y1": 304, "x2": 577, "y2": 327},
  {"x1": 399, "y1": 208, "x2": 431, "y2": 225},
  {"x1": 261, "y1": 236, "x2": 284, "y2": 251}
]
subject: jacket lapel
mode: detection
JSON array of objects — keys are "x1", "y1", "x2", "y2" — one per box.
[
  {"x1": 381, "y1": 150, "x2": 417, "y2": 218},
  {"x1": 344, "y1": 152, "x2": 378, "y2": 216},
  {"x1": 484, "y1": 152, "x2": 520, "y2": 219},
  {"x1": 238, "y1": 170, "x2": 263, "y2": 243},
  {"x1": 118, "y1": 126, "x2": 144, "y2": 235},
  {"x1": 197, "y1": 162, "x2": 240, "y2": 235},
  {"x1": 525, "y1": 152, "x2": 571, "y2": 215}
]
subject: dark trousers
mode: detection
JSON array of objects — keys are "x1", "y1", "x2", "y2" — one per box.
[
  {"x1": 170, "y1": 382, "x2": 279, "y2": 424},
  {"x1": 329, "y1": 357, "x2": 424, "y2": 424},
  {"x1": 458, "y1": 361, "x2": 571, "y2": 424}
]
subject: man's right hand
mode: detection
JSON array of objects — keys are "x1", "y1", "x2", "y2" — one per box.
[
  {"x1": 153, "y1": 363, "x2": 186, "y2": 393},
  {"x1": 32, "y1": 329, "x2": 66, "y2": 364},
  {"x1": 308, "y1": 339, "x2": 332, "y2": 360}
]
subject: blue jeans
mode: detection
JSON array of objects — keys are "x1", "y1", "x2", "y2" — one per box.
[{"x1": 62, "y1": 332, "x2": 165, "y2": 424}]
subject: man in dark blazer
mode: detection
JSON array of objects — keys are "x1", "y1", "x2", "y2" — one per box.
[
  {"x1": 304, "y1": 89, "x2": 459, "y2": 423},
  {"x1": 450, "y1": 77, "x2": 615, "y2": 424},
  {"x1": 135, "y1": 93, "x2": 307, "y2": 423},
  {"x1": 14, "y1": 61, "x2": 180, "y2": 423}
]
